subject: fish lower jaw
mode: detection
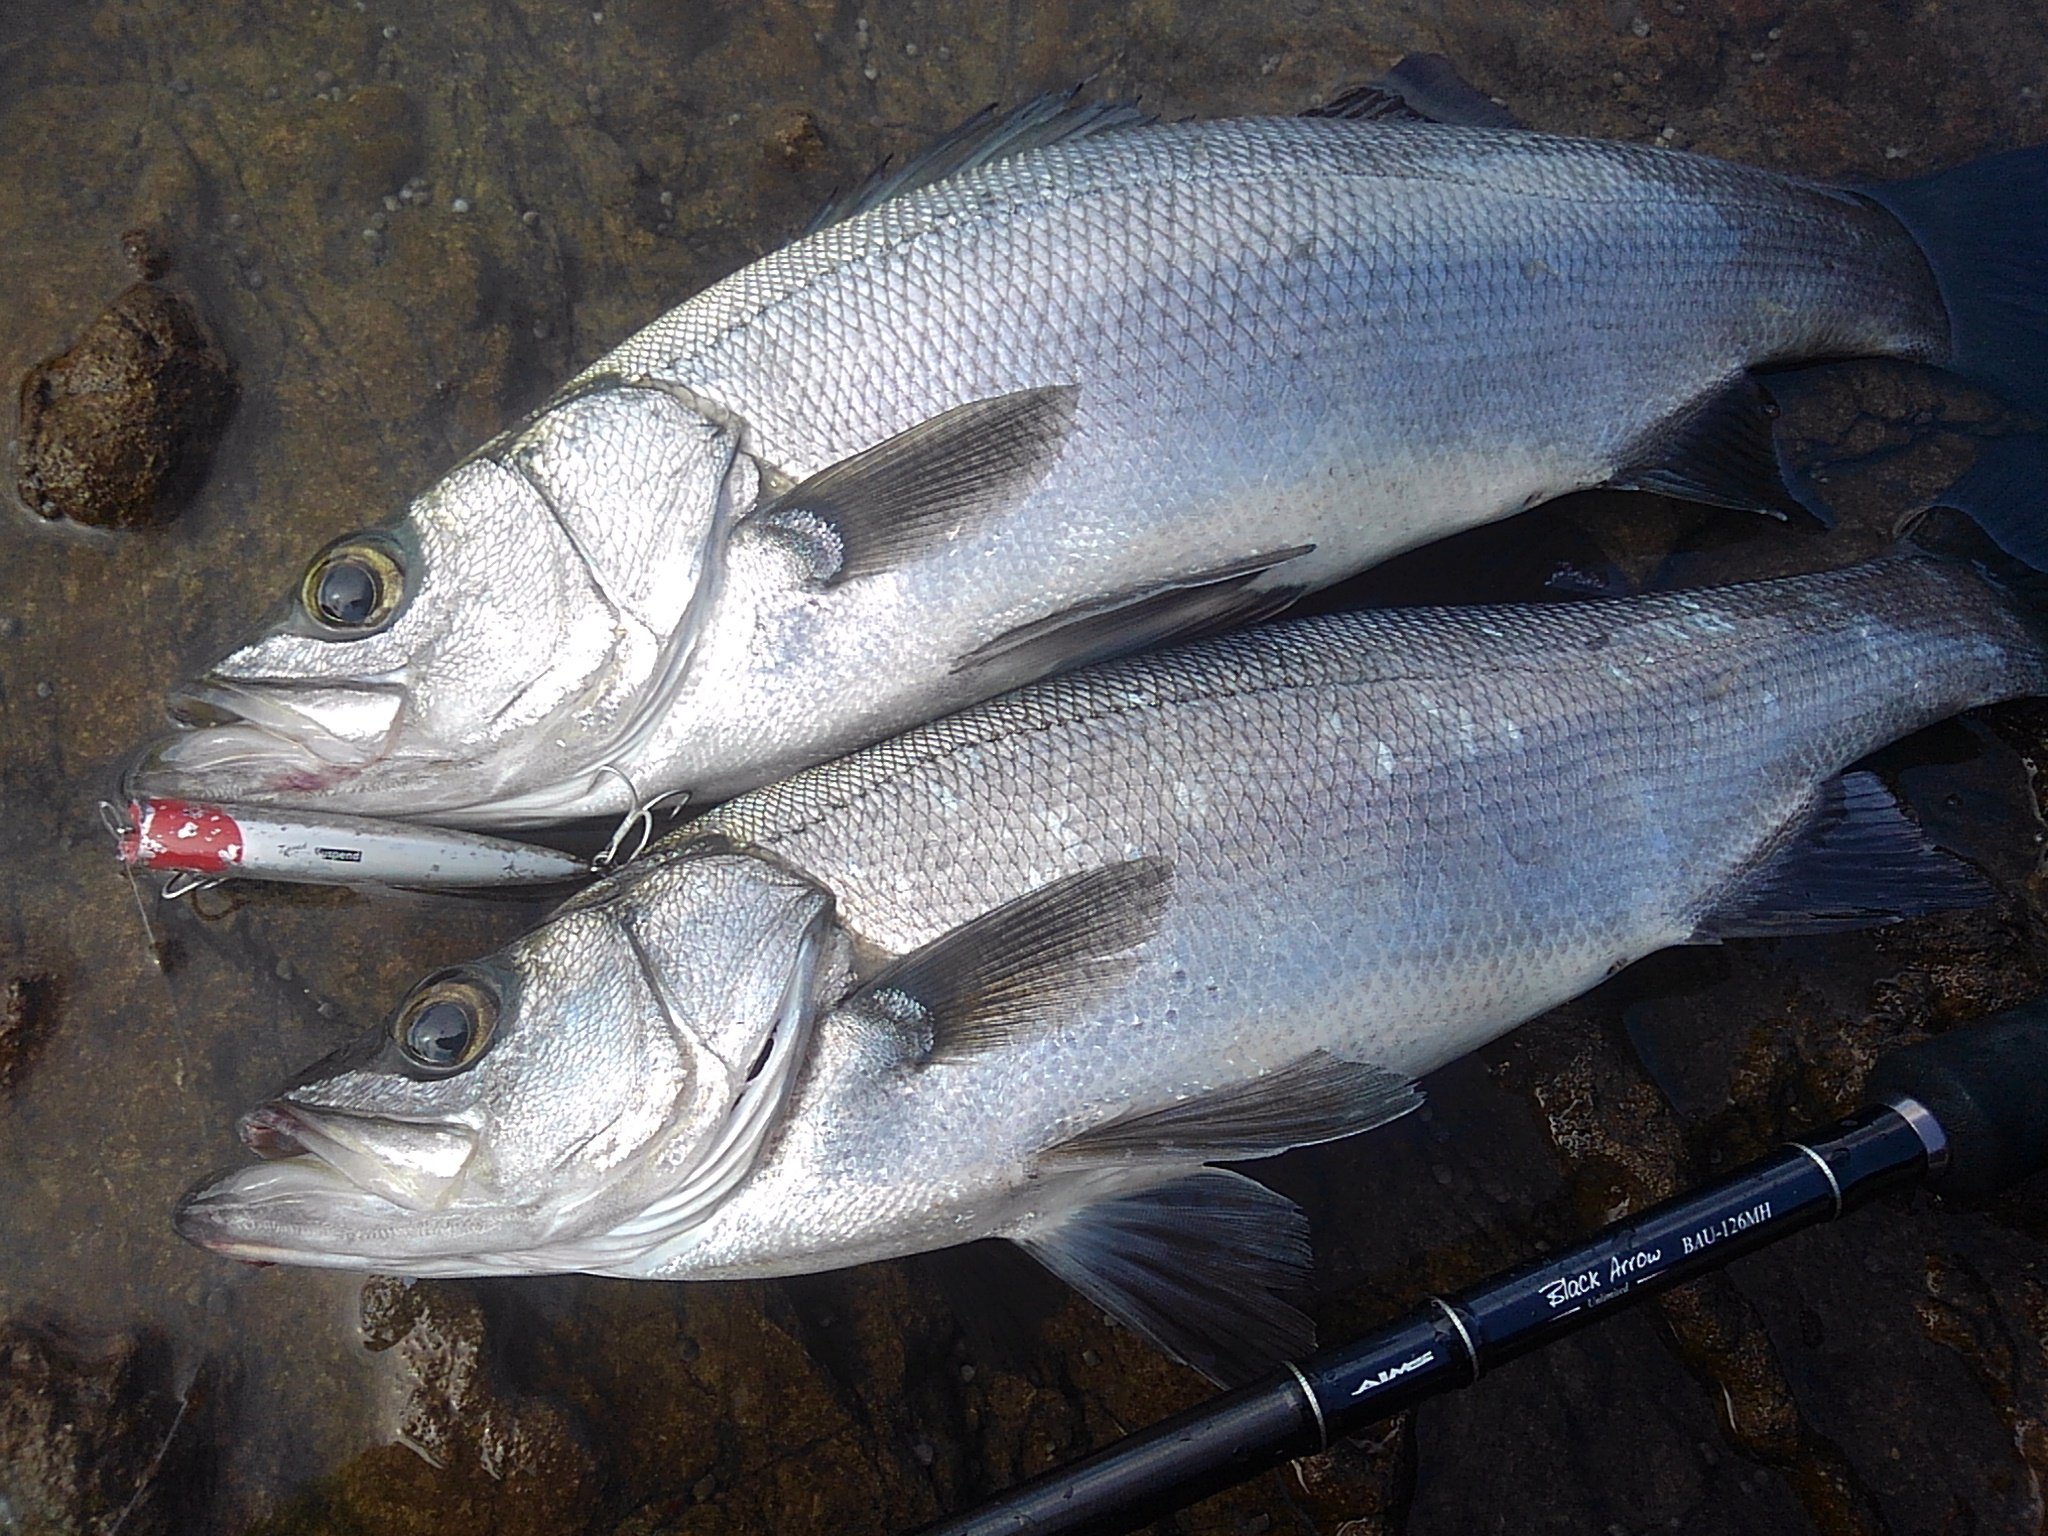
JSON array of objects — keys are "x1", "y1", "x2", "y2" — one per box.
[
  {"x1": 175, "y1": 1158, "x2": 525, "y2": 1274},
  {"x1": 129, "y1": 725, "x2": 633, "y2": 828},
  {"x1": 128, "y1": 729, "x2": 514, "y2": 824},
  {"x1": 454, "y1": 770, "x2": 645, "y2": 829},
  {"x1": 131, "y1": 725, "x2": 367, "y2": 800},
  {"x1": 176, "y1": 1157, "x2": 414, "y2": 1267}
]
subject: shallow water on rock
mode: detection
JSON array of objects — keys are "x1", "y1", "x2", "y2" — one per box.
[{"x1": 5, "y1": 2, "x2": 2048, "y2": 1532}]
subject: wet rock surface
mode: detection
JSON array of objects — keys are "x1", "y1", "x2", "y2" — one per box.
[
  {"x1": 15, "y1": 230, "x2": 236, "y2": 529},
  {"x1": 0, "y1": 1320, "x2": 215, "y2": 1536},
  {"x1": 4, "y1": 1, "x2": 2048, "y2": 1533},
  {"x1": 0, "y1": 972, "x2": 61, "y2": 1100}
]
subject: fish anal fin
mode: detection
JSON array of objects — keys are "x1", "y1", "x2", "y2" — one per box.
[
  {"x1": 1308, "y1": 55, "x2": 1522, "y2": 129},
  {"x1": 758, "y1": 386, "x2": 1079, "y2": 586},
  {"x1": 956, "y1": 546, "x2": 1314, "y2": 681},
  {"x1": 1691, "y1": 770, "x2": 1995, "y2": 941},
  {"x1": 806, "y1": 89, "x2": 1153, "y2": 235},
  {"x1": 859, "y1": 858, "x2": 1173, "y2": 1063},
  {"x1": 1011, "y1": 1167, "x2": 1314, "y2": 1386},
  {"x1": 1044, "y1": 1050, "x2": 1422, "y2": 1167},
  {"x1": 1610, "y1": 374, "x2": 1831, "y2": 526}
]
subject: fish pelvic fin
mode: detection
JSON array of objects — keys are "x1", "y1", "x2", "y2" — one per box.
[
  {"x1": 1042, "y1": 1050, "x2": 1421, "y2": 1167},
  {"x1": 955, "y1": 546, "x2": 1314, "y2": 682},
  {"x1": 853, "y1": 858, "x2": 1173, "y2": 1063},
  {"x1": 806, "y1": 88, "x2": 1153, "y2": 235},
  {"x1": 1010, "y1": 1167, "x2": 1314, "y2": 1387},
  {"x1": 1689, "y1": 769, "x2": 1993, "y2": 941},
  {"x1": 1859, "y1": 145, "x2": 2048, "y2": 418},
  {"x1": 1608, "y1": 372, "x2": 1831, "y2": 525},
  {"x1": 755, "y1": 386, "x2": 1078, "y2": 585}
]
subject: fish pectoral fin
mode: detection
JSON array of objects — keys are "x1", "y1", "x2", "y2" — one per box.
[
  {"x1": 1690, "y1": 770, "x2": 1995, "y2": 941},
  {"x1": 805, "y1": 88, "x2": 1152, "y2": 235},
  {"x1": 857, "y1": 858, "x2": 1173, "y2": 1063},
  {"x1": 1010, "y1": 1167, "x2": 1314, "y2": 1386},
  {"x1": 955, "y1": 546, "x2": 1314, "y2": 681},
  {"x1": 1042, "y1": 1051, "x2": 1421, "y2": 1167},
  {"x1": 756, "y1": 386, "x2": 1080, "y2": 586},
  {"x1": 1306, "y1": 54, "x2": 1522, "y2": 129},
  {"x1": 1609, "y1": 373, "x2": 1831, "y2": 525}
]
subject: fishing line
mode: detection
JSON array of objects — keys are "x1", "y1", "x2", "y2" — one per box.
[
  {"x1": 103, "y1": 1363, "x2": 205, "y2": 1536},
  {"x1": 98, "y1": 799, "x2": 198, "y2": 1087},
  {"x1": 100, "y1": 799, "x2": 164, "y2": 970}
]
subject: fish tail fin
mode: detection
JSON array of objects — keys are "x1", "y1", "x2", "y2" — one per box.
[
  {"x1": 1907, "y1": 434, "x2": 2048, "y2": 682},
  {"x1": 1860, "y1": 146, "x2": 2048, "y2": 416},
  {"x1": 1910, "y1": 433, "x2": 2048, "y2": 575}
]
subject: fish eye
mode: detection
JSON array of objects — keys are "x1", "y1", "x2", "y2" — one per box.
[
  {"x1": 390, "y1": 970, "x2": 500, "y2": 1076},
  {"x1": 301, "y1": 533, "x2": 406, "y2": 634}
]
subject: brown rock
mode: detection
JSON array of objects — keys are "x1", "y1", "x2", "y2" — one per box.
[
  {"x1": 15, "y1": 231, "x2": 236, "y2": 529},
  {"x1": 0, "y1": 970, "x2": 60, "y2": 1100},
  {"x1": 0, "y1": 1321, "x2": 205, "y2": 1536},
  {"x1": 1286, "y1": 1414, "x2": 1416, "y2": 1535}
]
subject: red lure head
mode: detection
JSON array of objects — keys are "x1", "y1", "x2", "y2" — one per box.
[{"x1": 123, "y1": 798, "x2": 244, "y2": 874}]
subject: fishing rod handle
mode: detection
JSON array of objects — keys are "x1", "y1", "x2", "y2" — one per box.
[
  {"x1": 1866, "y1": 996, "x2": 2048, "y2": 1195},
  {"x1": 1314, "y1": 997, "x2": 2048, "y2": 1431}
]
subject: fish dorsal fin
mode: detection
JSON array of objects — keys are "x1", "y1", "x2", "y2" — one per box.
[
  {"x1": 1306, "y1": 54, "x2": 1522, "y2": 129},
  {"x1": 1011, "y1": 1168, "x2": 1314, "y2": 1386},
  {"x1": 954, "y1": 545, "x2": 1314, "y2": 681},
  {"x1": 1691, "y1": 770, "x2": 1994, "y2": 941},
  {"x1": 756, "y1": 386, "x2": 1079, "y2": 586},
  {"x1": 1043, "y1": 1050, "x2": 1421, "y2": 1167},
  {"x1": 806, "y1": 89, "x2": 1153, "y2": 235},
  {"x1": 1609, "y1": 373, "x2": 1831, "y2": 525},
  {"x1": 856, "y1": 858, "x2": 1172, "y2": 1063}
]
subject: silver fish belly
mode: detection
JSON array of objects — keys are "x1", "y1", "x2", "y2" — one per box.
[
  {"x1": 133, "y1": 114, "x2": 2043, "y2": 830},
  {"x1": 178, "y1": 548, "x2": 2045, "y2": 1381}
]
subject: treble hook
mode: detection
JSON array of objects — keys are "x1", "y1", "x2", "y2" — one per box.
[
  {"x1": 591, "y1": 767, "x2": 691, "y2": 870},
  {"x1": 160, "y1": 870, "x2": 226, "y2": 901}
]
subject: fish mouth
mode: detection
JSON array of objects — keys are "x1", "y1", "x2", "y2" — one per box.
[
  {"x1": 131, "y1": 679, "x2": 406, "y2": 803},
  {"x1": 235, "y1": 1100, "x2": 479, "y2": 1211},
  {"x1": 174, "y1": 1102, "x2": 488, "y2": 1270}
]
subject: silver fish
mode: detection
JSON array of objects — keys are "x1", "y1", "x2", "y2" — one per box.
[
  {"x1": 132, "y1": 98, "x2": 2048, "y2": 832},
  {"x1": 176, "y1": 501, "x2": 2045, "y2": 1383}
]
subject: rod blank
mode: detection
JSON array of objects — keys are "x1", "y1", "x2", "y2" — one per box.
[{"x1": 916, "y1": 998, "x2": 2048, "y2": 1536}]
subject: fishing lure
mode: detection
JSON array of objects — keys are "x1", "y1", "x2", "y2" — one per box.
[{"x1": 108, "y1": 797, "x2": 588, "y2": 895}]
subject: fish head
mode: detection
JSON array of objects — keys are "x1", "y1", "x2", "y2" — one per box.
[
  {"x1": 176, "y1": 848, "x2": 842, "y2": 1273},
  {"x1": 131, "y1": 385, "x2": 751, "y2": 824}
]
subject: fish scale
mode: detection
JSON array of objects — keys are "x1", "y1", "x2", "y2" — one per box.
[
  {"x1": 599, "y1": 552, "x2": 2041, "y2": 1285},
  {"x1": 137, "y1": 113, "x2": 2015, "y2": 829},
  {"x1": 177, "y1": 534, "x2": 2048, "y2": 1379}
]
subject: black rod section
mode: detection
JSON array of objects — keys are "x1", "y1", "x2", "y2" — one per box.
[{"x1": 915, "y1": 997, "x2": 2048, "y2": 1536}]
